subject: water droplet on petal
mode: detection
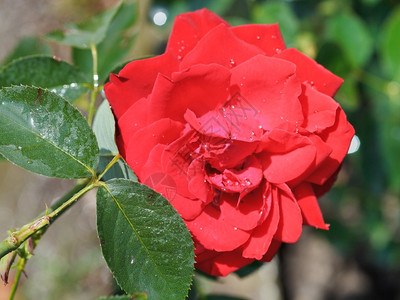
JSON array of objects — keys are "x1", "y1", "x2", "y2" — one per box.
[
  {"x1": 256, "y1": 35, "x2": 261, "y2": 40},
  {"x1": 230, "y1": 58, "x2": 236, "y2": 67},
  {"x1": 18, "y1": 146, "x2": 22, "y2": 150},
  {"x1": 275, "y1": 48, "x2": 282, "y2": 54},
  {"x1": 234, "y1": 227, "x2": 238, "y2": 230},
  {"x1": 271, "y1": 35, "x2": 277, "y2": 39}
]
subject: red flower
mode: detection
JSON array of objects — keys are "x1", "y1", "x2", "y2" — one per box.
[{"x1": 104, "y1": 8, "x2": 355, "y2": 276}]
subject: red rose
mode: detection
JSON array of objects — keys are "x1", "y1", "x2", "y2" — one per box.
[{"x1": 105, "y1": 8, "x2": 355, "y2": 276}]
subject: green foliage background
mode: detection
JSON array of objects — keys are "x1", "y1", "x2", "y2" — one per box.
[{"x1": 0, "y1": 0, "x2": 399, "y2": 299}]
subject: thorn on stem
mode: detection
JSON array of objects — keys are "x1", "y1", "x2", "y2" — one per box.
[{"x1": 34, "y1": 88, "x2": 42, "y2": 107}]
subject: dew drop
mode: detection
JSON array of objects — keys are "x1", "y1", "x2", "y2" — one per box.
[
  {"x1": 275, "y1": 48, "x2": 282, "y2": 54},
  {"x1": 240, "y1": 83, "x2": 244, "y2": 87},
  {"x1": 251, "y1": 131, "x2": 255, "y2": 135},
  {"x1": 152, "y1": 133, "x2": 156, "y2": 137},
  {"x1": 199, "y1": 227, "x2": 203, "y2": 230},
  {"x1": 231, "y1": 135, "x2": 237, "y2": 140},
  {"x1": 177, "y1": 55, "x2": 182, "y2": 60},
  {"x1": 280, "y1": 116, "x2": 284, "y2": 120},
  {"x1": 258, "y1": 125, "x2": 263, "y2": 129},
  {"x1": 131, "y1": 258, "x2": 135, "y2": 264},
  {"x1": 249, "y1": 136, "x2": 254, "y2": 141},
  {"x1": 231, "y1": 105, "x2": 235, "y2": 109},
  {"x1": 17, "y1": 146, "x2": 22, "y2": 150},
  {"x1": 271, "y1": 35, "x2": 277, "y2": 39},
  {"x1": 229, "y1": 58, "x2": 236, "y2": 67},
  {"x1": 256, "y1": 35, "x2": 261, "y2": 40},
  {"x1": 234, "y1": 227, "x2": 238, "y2": 230},
  {"x1": 245, "y1": 179, "x2": 252, "y2": 186}
]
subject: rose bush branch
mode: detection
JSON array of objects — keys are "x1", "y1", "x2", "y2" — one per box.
[
  {"x1": 0, "y1": 154, "x2": 121, "y2": 261},
  {"x1": 87, "y1": 43, "x2": 100, "y2": 126},
  {"x1": 0, "y1": 179, "x2": 93, "y2": 260}
]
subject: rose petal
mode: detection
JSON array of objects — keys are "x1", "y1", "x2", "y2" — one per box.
[
  {"x1": 259, "y1": 129, "x2": 317, "y2": 184},
  {"x1": 166, "y1": 8, "x2": 229, "y2": 60},
  {"x1": 273, "y1": 184, "x2": 303, "y2": 243},
  {"x1": 293, "y1": 183, "x2": 329, "y2": 230},
  {"x1": 187, "y1": 158, "x2": 213, "y2": 204},
  {"x1": 185, "y1": 204, "x2": 251, "y2": 252},
  {"x1": 117, "y1": 97, "x2": 149, "y2": 151},
  {"x1": 195, "y1": 250, "x2": 255, "y2": 277},
  {"x1": 241, "y1": 190, "x2": 280, "y2": 259},
  {"x1": 184, "y1": 109, "x2": 230, "y2": 139},
  {"x1": 180, "y1": 24, "x2": 264, "y2": 70},
  {"x1": 207, "y1": 155, "x2": 263, "y2": 195},
  {"x1": 149, "y1": 64, "x2": 231, "y2": 123},
  {"x1": 312, "y1": 167, "x2": 340, "y2": 198},
  {"x1": 275, "y1": 48, "x2": 343, "y2": 97},
  {"x1": 287, "y1": 133, "x2": 332, "y2": 187},
  {"x1": 141, "y1": 145, "x2": 205, "y2": 220},
  {"x1": 105, "y1": 53, "x2": 179, "y2": 118},
  {"x1": 230, "y1": 55, "x2": 303, "y2": 131},
  {"x1": 219, "y1": 186, "x2": 266, "y2": 231},
  {"x1": 306, "y1": 108, "x2": 355, "y2": 185},
  {"x1": 231, "y1": 24, "x2": 286, "y2": 56},
  {"x1": 299, "y1": 83, "x2": 339, "y2": 133},
  {"x1": 261, "y1": 240, "x2": 281, "y2": 262},
  {"x1": 125, "y1": 119, "x2": 184, "y2": 174}
]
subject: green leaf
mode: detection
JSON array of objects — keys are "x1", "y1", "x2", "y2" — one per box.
[
  {"x1": 72, "y1": 2, "x2": 137, "y2": 83},
  {"x1": 1, "y1": 36, "x2": 51, "y2": 66},
  {"x1": 326, "y1": 12, "x2": 373, "y2": 67},
  {"x1": 0, "y1": 86, "x2": 99, "y2": 178},
  {"x1": 0, "y1": 56, "x2": 89, "y2": 102},
  {"x1": 45, "y1": 1, "x2": 122, "y2": 49},
  {"x1": 252, "y1": 2, "x2": 299, "y2": 47},
  {"x1": 93, "y1": 99, "x2": 137, "y2": 181},
  {"x1": 381, "y1": 7, "x2": 400, "y2": 80},
  {"x1": 93, "y1": 99, "x2": 119, "y2": 155},
  {"x1": 97, "y1": 179, "x2": 194, "y2": 299}
]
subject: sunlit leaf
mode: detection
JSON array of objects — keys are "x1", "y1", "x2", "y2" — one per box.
[
  {"x1": 97, "y1": 179, "x2": 194, "y2": 299},
  {"x1": 0, "y1": 86, "x2": 99, "y2": 178},
  {"x1": 0, "y1": 56, "x2": 89, "y2": 102}
]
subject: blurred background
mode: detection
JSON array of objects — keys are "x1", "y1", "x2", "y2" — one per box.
[{"x1": 0, "y1": 0, "x2": 399, "y2": 299}]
